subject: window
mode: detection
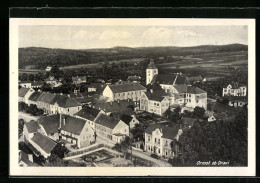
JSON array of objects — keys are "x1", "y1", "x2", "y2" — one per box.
[
  {"x1": 154, "y1": 102, "x2": 156, "y2": 105},
  {"x1": 68, "y1": 109, "x2": 69, "y2": 112},
  {"x1": 155, "y1": 138, "x2": 157, "y2": 143},
  {"x1": 157, "y1": 103, "x2": 159, "y2": 106},
  {"x1": 165, "y1": 151, "x2": 167, "y2": 156},
  {"x1": 119, "y1": 94, "x2": 120, "y2": 96},
  {"x1": 158, "y1": 139, "x2": 160, "y2": 144},
  {"x1": 123, "y1": 93, "x2": 125, "y2": 96},
  {"x1": 158, "y1": 148, "x2": 160, "y2": 153}
]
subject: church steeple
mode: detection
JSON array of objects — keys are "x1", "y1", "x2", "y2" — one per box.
[{"x1": 146, "y1": 59, "x2": 158, "y2": 85}]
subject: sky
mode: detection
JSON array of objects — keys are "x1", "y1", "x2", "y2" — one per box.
[{"x1": 19, "y1": 25, "x2": 248, "y2": 49}]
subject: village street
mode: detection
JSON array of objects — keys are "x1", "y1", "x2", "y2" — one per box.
[
  {"x1": 18, "y1": 111, "x2": 39, "y2": 122},
  {"x1": 128, "y1": 148, "x2": 172, "y2": 167}
]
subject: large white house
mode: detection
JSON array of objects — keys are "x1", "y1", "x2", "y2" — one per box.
[
  {"x1": 144, "y1": 124, "x2": 183, "y2": 158},
  {"x1": 102, "y1": 82, "x2": 146, "y2": 104},
  {"x1": 223, "y1": 83, "x2": 247, "y2": 97},
  {"x1": 140, "y1": 90, "x2": 170, "y2": 116}
]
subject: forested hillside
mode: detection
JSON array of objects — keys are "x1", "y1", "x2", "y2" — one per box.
[{"x1": 18, "y1": 44, "x2": 247, "y2": 69}]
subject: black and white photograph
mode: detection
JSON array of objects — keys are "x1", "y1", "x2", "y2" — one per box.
[{"x1": 10, "y1": 18, "x2": 255, "y2": 176}]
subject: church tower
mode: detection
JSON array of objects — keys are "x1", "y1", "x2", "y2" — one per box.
[{"x1": 146, "y1": 59, "x2": 158, "y2": 85}]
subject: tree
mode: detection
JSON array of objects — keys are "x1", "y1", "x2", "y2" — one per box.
[
  {"x1": 18, "y1": 119, "x2": 25, "y2": 138},
  {"x1": 193, "y1": 106, "x2": 205, "y2": 118},
  {"x1": 45, "y1": 154, "x2": 68, "y2": 167}
]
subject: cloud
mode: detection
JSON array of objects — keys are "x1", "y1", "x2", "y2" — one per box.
[
  {"x1": 99, "y1": 30, "x2": 133, "y2": 41},
  {"x1": 72, "y1": 30, "x2": 99, "y2": 40},
  {"x1": 177, "y1": 30, "x2": 204, "y2": 37}
]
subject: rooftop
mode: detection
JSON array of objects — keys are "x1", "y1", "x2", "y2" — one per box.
[
  {"x1": 151, "y1": 74, "x2": 189, "y2": 85},
  {"x1": 144, "y1": 90, "x2": 168, "y2": 102},
  {"x1": 145, "y1": 124, "x2": 179, "y2": 140},
  {"x1": 108, "y1": 82, "x2": 146, "y2": 93},
  {"x1": 28, "y1": 91, "x2": 42, "y2": 102},
  {"x1": 94, "y1": 113, "x2": 121, "y2": 129},
  {"x1": 51, "y1": 94, "x2": 81, "y2": 108},
  {"x1": 147, "y1": 59, "x2": 157, "y2": 69},
  {"x1": 25, "y1": 120, "x2": 40, "y2": 133},
  {"x1": 30, "y1": 132, "x2": 57, "y2": 154},
  {"x1": 19, "y1": 87, "x2": 31, "y2": 97},
  {"x1": 74, "y1": 106, "x2": 101, "y2": 121},
  {"x1": 37, "y1": 92, "x2": 56, "y2": 104},
  {"x1": 173, "y1": 85, "x2": 206, "y2": 94}
]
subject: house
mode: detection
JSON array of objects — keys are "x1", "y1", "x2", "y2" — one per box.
[
  {"x1": 37, "y1": 92, "x2": 56, "y2": 114},
  {"x1": 19, "y1": 150, "x2": 38, "y2": 167},
  {"x1": 102, "y1": 82, "x2": 146, "y2": 105},
  {"x1": 207, "y1": 115, "x2": 216, "y2": 122},
  {"x1": 187, "y1": 76, "x2": 203, "y2": 84},
  {"x1": 223, "y1": 83, "x2": 247, "y2": 97},
  {"x1": 46, "y1": 66, "x2": 52, "y2": 72},
  {"x1": 19, "y1": 87, "x2": 35, "y2": 104},
  {"x1": 92, "y1": 99, "x2": 135, "y2": 116},
  {"x1": 127, "y1": 75, "x2": 141, "y2": 83},
  {"x1": 87, "y1": 83, "x2": 106, "y2": 94},
  {"x1": 31, "y1": 81, "x2": 44, "y2": 89},
  {"x1": 27, "y1": 91, "x2": 42, "y2": 106},
  {"x1": 29, "y1": 132, "x2": 58, "y2": 158},
  {"x1": 228, "y1": 96, "x2": 248, "y2": 107},
  {"x1": 119, "y1": 114, "x2": 139, "y2": 129},
  {"x1": 144, "y1": 124, "x2": 183, "y2": 158},
  {"x1": 19, "y1": 81, "x2": 32, "y2": 88},
  {"x1": 45, "y1": 76, "x2": 59, "y2": 85},
  {"x1": 23, "y1": 120, "x2": 41, "y2": 143},
  {"x1": 50, "y1": 94, "x2": 82, "y2": 116},
  {"x1": 94, "y1": 113, "x2": 129, "y2": 144},
  {"x1": 74, "y1": 106, "x2": 103, "y2": 130},
  {"x1": 72, "y1": 76, "x2": 87, "y2": 85},
  {"x1": 38, "y1": 114, "x2": 95, "y2": 148},
  {"x1": 172, "y1": 85, "x2": 207, "y2": 110},
  {"x1": 140, "y1": 90, "x2": 170, "y2": 116}
]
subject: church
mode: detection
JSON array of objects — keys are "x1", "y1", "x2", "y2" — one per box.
[{"x1": 145, "y1": 59, "x2": 207, "y2": 111}]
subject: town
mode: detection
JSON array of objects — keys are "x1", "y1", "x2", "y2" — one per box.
[{"x1": 18, "y1": 57, "x2": 248, "y2": 167}]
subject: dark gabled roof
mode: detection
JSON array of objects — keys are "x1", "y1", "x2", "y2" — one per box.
[
  {"x1": 88, "y1": 83, "x2": 106, "y2": 94},
  {"x1": 38, "y1": 115, "x2": 60, "y2": 135},
  {"x1": 51, "y1": 94, "x2": 81, "y2": 108},
  {"x1": 144, "y1": 90, "x2": 168, "y2": 102},
  {"x1": 25, "y1": 121, "x2": 40, "y2": 133},
  {"x1": 37, "y1": 92, "x2": 56, "y2": 104},
  {"x1": 74, "y1": 106, "x2": 101, "y2": 121},
  {"x1": 72, "y1": 76, "x2": 87, "y2": 81},
  {"x1": 28, "y1": 92, "x2": 42, "y2": 102},
  {"x1": 173, "y1": 85, "x2": 206, "y2": 94},
  {"x1": 38, "y1": 114, "x2": 87, "y2": 135},
  {"x1": 30, "y1": 133, "x2": 57, "y2": 154},
  {"x1": 31, "y1": 81, "x2": 44, "y2": 86},
  {"x1": 108, "y1": 83, "x2": 146, "y2": 93},
  {"x1": 94, "y1": 113, "x2": 121, "y2": 129},
  {"x1": 76, "y1": 96, "x2": 93, "y2": 104},
  {"x1": 19, "y1": 87, "x2": 31, "y2": 97},
  {"x1": 93, "y1": 99, "x2": 135, "y2": 114},
  {"x1": 180, "y1": 117, "x2": 196, "y2": 126},
  {"x1": 214, "y1": 112, "x2": 228, "y2": 120},
  {"x1": 145, "y1": 124, "x2": 179, "y2": 140},
  {"x1": 151, "y1": 74, "x2": 188, "y2": 85},
  {"x1": 120, "y1": 114, "x2": 133, "y2": 125},
  {"x1": 60, "y1": 115, "x2": 87, "y2": 135},
  {"x1": 187, "y1": 76, "x2": 203, "y2": 82},
  {"x1": 147, "y1": 59, "x2": 157, "y2": 69}
]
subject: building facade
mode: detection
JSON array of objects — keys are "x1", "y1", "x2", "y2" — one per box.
[{"x1": 223, "y1": 84, "x2": 247, "y2": 97}]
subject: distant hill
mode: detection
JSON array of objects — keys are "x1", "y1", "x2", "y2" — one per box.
[{"x1": 18, "y1": 44, "x2": 247, "y2": 69}]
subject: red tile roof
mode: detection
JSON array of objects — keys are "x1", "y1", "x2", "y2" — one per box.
[
  {"x1": 28, "y1": 92, "x2": 42, "y2": 102},
  {"x1": 38, "y1": 115, "x2": 60, "y2": 135},
  {"x1": 30, "y1": 132, "x2": 57, "y2": 154}
]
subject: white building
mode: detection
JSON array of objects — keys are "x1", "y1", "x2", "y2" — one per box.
[
  {"x1": 146, "y1": 59, "x2": 158, "y2": 85},
  {"x1": 223, "y1": 84, "x2": 247, "y2": 97}
]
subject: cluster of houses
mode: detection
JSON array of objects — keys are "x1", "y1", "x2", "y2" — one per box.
[{"x1": 19, "y1": 59, "x2": 248, "y2": 165}]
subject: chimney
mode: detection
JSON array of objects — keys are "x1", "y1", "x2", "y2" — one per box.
[
  {"x1": 59, "y1": 113, "x2": 62, "y2": 129},
  {"x1": 63, "y1": 116, "x2": 66, "y2": 126}
]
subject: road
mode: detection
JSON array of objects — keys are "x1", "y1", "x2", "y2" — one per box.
[
  {"x1": 128, "y1": 148, "x2": 172, "y2": 167},
  {"x1": 18, "y1": 112, "x2": 39, "y2": 122}
]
